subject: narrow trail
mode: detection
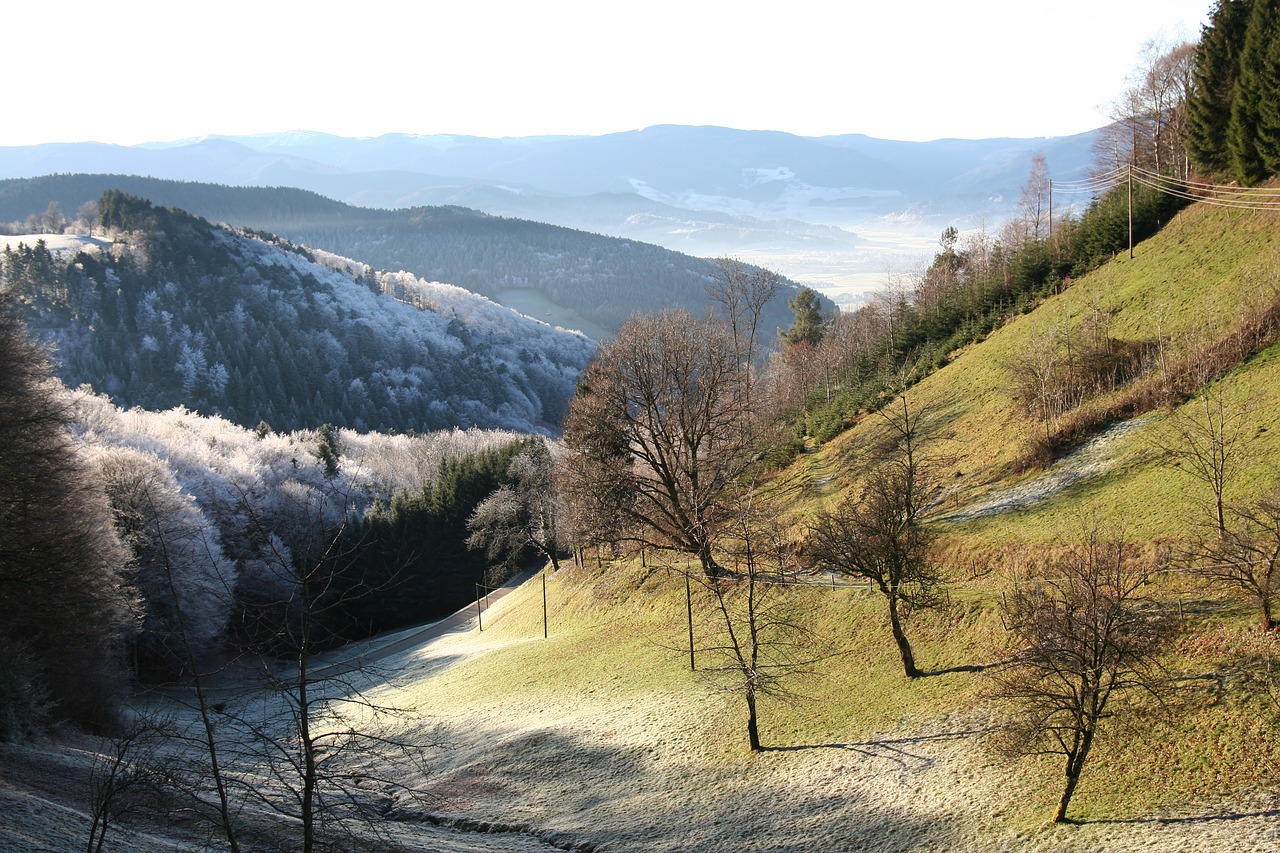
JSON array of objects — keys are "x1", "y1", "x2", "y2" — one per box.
[
  {"x1": 936, "y1": 418, "x2": 1147, "y2": 523},
  {"x1": 141, "y1": 569, "x2": 537, "y2": 702},
  {"x1": 805, "y1": 442, "x2": 836, "y2": 495}
]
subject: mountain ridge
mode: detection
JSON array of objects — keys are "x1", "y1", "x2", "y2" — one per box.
[
  {"x1": 0, "y1": 174, "x2": 820, "y2": 338},
  {"x1": 0, "y1": 126, "x2": 1098, "y2": 298}
]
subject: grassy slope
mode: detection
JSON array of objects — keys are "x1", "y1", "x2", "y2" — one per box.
[
  {"x1": 376, "y1": 199, "x2": 1280, "y2": 849},
  {"x1": 793, "y1": 197, "x2": 1280, "y2": 542}
]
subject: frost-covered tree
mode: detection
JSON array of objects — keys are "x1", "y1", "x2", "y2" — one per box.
[
  {"x1": 89, "y1": 445, "x2": 237, "y2": 679},
  {"x1": 466, "y1": 440, "x2": 562, "y2": 575}
]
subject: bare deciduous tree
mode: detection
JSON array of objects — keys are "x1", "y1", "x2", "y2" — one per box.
[
  {"x1": 145, "y1": 488, "x2": 435, "y2": 853},
  {"x1": 86, "y1": 713, "x2": 179, "y2": 853},
  {"x1": 989, "y1": 529, "x2": 1176, "y2": 823},
  {"x1": 1095, "y1": 38, "x2": 1197, "y2": 178},
  {"x1": 806, "y1": 393, "x2": 945, "y2": 678},
  {"x1": 707, "y1": 258, "x2": 784, "y2": 373},
  {"x1": 561, "y1": 309, "x2": 751, "y2": 577},
  {"x1": 1183, "y1": 487, "x2": 1280, "y2": 632},
  {"x1": 1156, "y1": 380, "x2": 1254, "y2": 537},
  {"x1": 1017, "y1": 153, "x2": 1051, "y2": 245},
  {"x1": 695, "y1": 481, "x2": 819, "y2": 751}
]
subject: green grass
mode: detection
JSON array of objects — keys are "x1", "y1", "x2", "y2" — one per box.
[
  {"x1": 388, "y1": 554, "x2": 1279, "y2": 836},
  {"x1": 797, "y1": 197, "x2": 1280, "y2": 543},
  {"x1": 377, "y1": 198, "x2": 1280, "y2": 844}
]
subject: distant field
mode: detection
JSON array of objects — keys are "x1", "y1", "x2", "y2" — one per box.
[
  {"x1": 0, "y1": 232, "x2": 110, "y2": 253},
  {"x1": 496, "y1": 287, "x2": 611, "y2": 341}
]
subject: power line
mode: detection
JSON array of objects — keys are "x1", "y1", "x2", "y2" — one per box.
[{"x1": 1051, "y1": 166, "x2": 1280, "y2": 210}]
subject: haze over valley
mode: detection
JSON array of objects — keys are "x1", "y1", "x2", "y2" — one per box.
[{"x1": 0, "y1": 126, "x2": 1096, "y2": 305}]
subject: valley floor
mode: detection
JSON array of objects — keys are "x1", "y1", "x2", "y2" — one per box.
[
  {"x1": 342, "y1": 575, "x2": 1280, "y2": 852},
  {"x1": 4, "y1": 573, "x2": 1278, "y2": 852}
]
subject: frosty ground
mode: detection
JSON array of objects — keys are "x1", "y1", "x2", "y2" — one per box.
[{"x1": 5, "y1": 575, "x2": 1278, "y2": 853}]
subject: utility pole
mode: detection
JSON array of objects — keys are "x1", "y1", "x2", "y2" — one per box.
[
  {"x1": 686, "y1": 572, "x2": 695, "y2": 671},
  {"x1": 1128, "y1": 163, "x2": 1134, "y2": 260}
]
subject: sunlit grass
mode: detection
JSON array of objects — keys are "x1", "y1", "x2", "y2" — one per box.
[{"x1": 358, "y1": 199, "x2": 1280, "y2": 846}]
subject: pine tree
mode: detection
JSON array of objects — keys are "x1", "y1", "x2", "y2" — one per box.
[
  {"x1": 782, "y1": 287, "x2": 826, "y2": 347},
  {"x1": 1227, "y1": 0, "x2": 1280, "y2": 184},
  {"x1": 1259, "y1": 8, "x2": 1280, "y2": 173},
  {"x1": 1187, "y1": 0, "x2": 1254, "y2": 176}
]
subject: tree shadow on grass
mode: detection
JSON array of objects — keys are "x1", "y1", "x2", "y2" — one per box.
[
  {"x1": 415, "y1": 723, "x2": 965, "y2": 852},
  {"x1": 764, "y1": 727, "x2": 993, "y2": 769},
  {"x1": 918, "y1": 662, "x2": 989, "y2": 677},
  {"x1": 1084, "y1": 807, "x2": 1280, "y2": 827}
]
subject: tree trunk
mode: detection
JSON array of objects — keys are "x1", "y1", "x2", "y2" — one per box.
[
  {"x1": 1262, "y1": 596, "x2": 1274, "y2": 633},
  {"x1": 887, "y1": 596, "x2": 920, "y2": 678},
  {"x1": 539, "y1": 539, "x2": 561, "y2": 572},
  {"x1": 697, "y1": 543, "x2": 726, "y2": 579},
  {"x1": 298, "y1": 653, "x2": 317, "y2": 853},
  {"x1": 1054, "y1": 770, "x2": 1081, "y2": 823},
  {"x1": 746, "y1": 688, "x2": 761, "y2": 752},
  {"x1": 160, "y1": 549, "x2": 240, "y2": 852},
  {"x1": 1054, "y1": 726, "x2": 1096, "y2": 823}
]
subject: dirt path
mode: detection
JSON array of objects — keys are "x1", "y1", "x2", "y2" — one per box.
[
  {"x1": 938, "y1": 418, "x2": 1146, "y2": 522},
  {"x1": 302, "y1": 569, "x2": 535, "y2": 682}
]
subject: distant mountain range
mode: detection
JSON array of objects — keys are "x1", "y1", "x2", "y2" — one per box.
[{"x1": 0, "y1": 126, "x2": 1098, "y2": 300}]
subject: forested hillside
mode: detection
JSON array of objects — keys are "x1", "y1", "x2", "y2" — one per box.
[
  {"x1": 0, "y1": 174, "x2": 815, "y2": 336},
  {"x1": 3, "y1": 192, "x2": 595, "y2": 434}
]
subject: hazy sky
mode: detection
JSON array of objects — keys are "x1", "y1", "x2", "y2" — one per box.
[{"x1": 4, "y1": 0, "x2": 1211, "y2": 146}]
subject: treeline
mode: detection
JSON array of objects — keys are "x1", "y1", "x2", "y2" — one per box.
[
  {"x1": 3, "y1": 192, "x2": 595, "y2": 434},
  {"x1": 333, "y1": 438, "x2": 550, "y2": 636},
  {"x1": 0, "y1": 174, "x2": 812, "y2": 335}
]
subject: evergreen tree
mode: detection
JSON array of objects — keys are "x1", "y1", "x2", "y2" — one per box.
[
  {"x1": 782, "y1": 287, "x2": 826, "y2": 348},
  {"x1": 314, "y1": 423, "x2": 341, "y2": 478},
  {"x1": 1227, "y1": 0, "x2": 1280, "y2": 184},
  {"x1": 0, "y1": 292, "x2": 133, "y2": 739},
  {"x1": 1187, "y1": 0, "x2": 1254, "y2": 176},
  {"x1": 1259, "y1": 7, "x2": 1280, "y2": 173}
]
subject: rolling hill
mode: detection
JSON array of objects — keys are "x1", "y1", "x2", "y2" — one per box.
[
  {"x1": 0, "y1": 173, "x2": 819, "y2": 338},
  {"x1": 5, "y1": 192, "x2": 597, "y2": 434},
  {"x1": 4, "y1": 188, "x2": 1279, "y2": 852},
  {"x1": 362, "y1": 189, "x2": 1280, "y2": 850}
]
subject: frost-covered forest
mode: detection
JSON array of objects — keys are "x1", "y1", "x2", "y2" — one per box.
[
  {"x1": 0, "y1": 191, "x2": 586, "y2": 725},
  {"x1": 3, "y1": 191, "x2": 595, "y2": 434},
  {"x1": 74, "y1": 383, "x2": 540, "y2": 679}
]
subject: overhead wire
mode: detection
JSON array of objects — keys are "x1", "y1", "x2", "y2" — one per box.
[{"x1": 1051, "y1": 164, "x2": 1280, "y2": 209}]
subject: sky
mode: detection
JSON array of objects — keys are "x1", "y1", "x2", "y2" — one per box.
[{"x1": 3, "y1": 0, "x2": 1212, "y2": 147}]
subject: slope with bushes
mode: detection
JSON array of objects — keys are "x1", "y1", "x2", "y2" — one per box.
[
  {"x1": 796, "y1": 189, "x2": 1280, "y2": 543},
  {"x1": 382, "y1": 192, "x2": 1280, "y2": 848}
]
